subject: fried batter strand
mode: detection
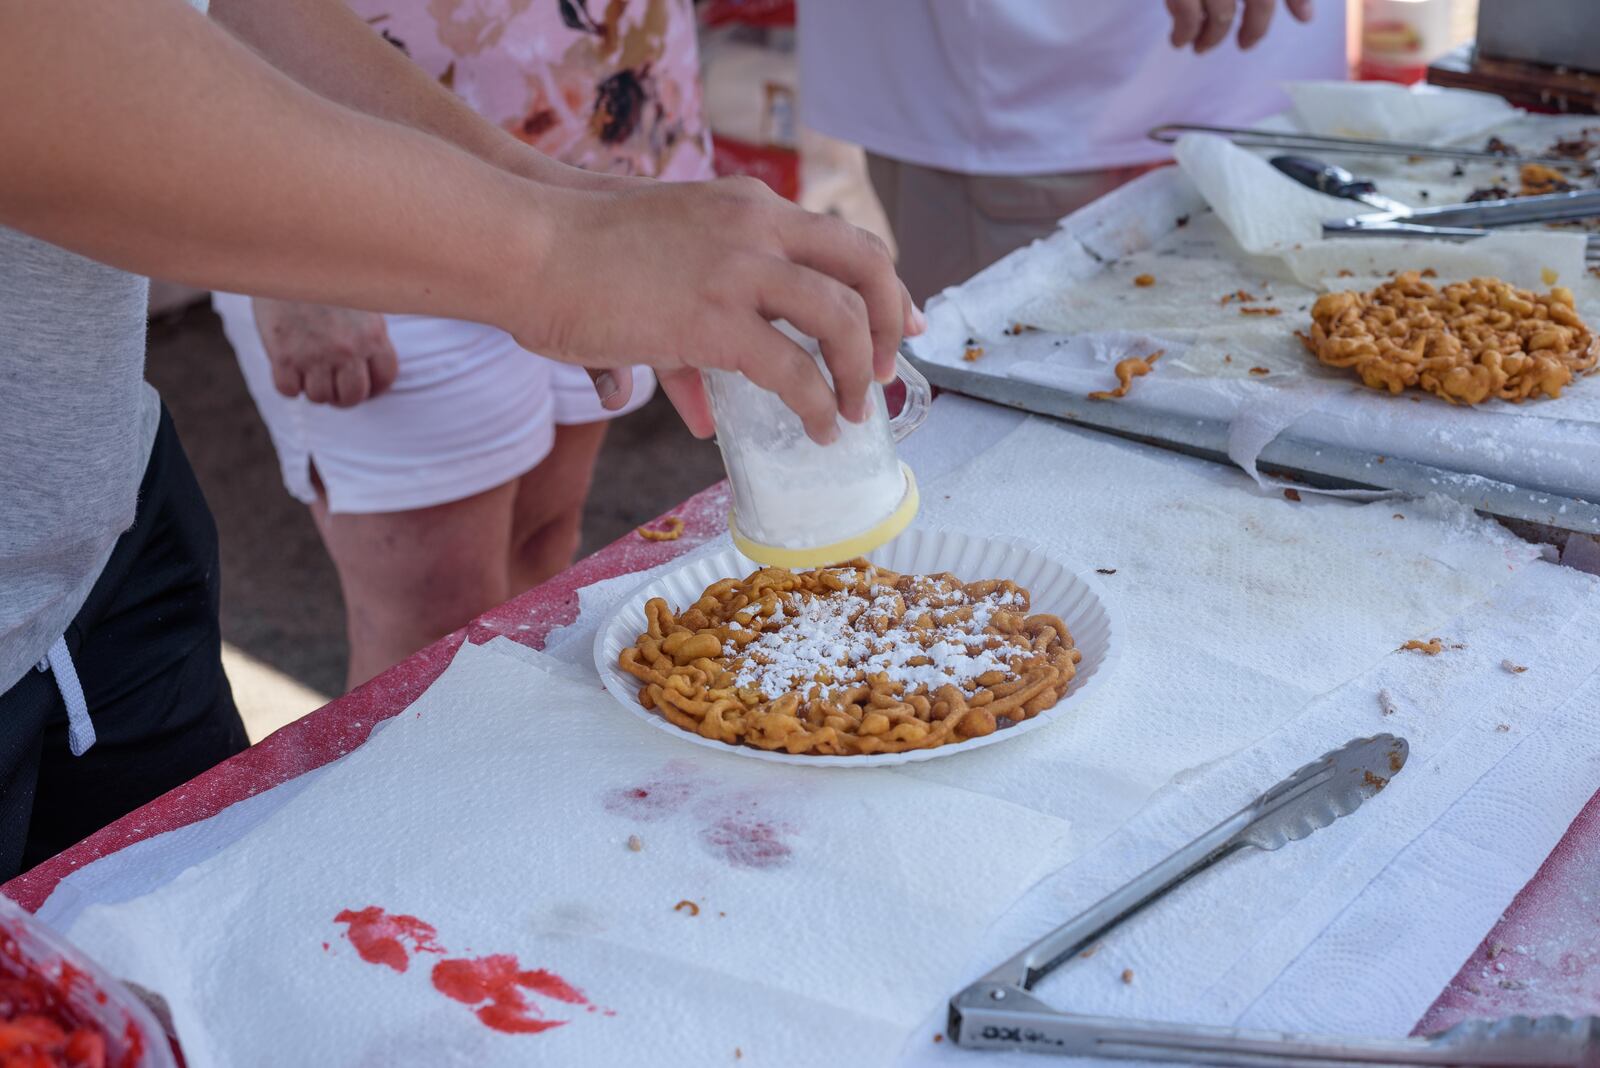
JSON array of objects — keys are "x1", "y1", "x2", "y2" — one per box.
[
  {"x1": 618, "y1": 561, "x2": 1080, "y2": 757},
  {"x1": 1302, "y1": 272, "x2": 1598, "y2": 405},
  {"x1": 1087, "y1": 350, "x2": 1165, "y2": 401}
]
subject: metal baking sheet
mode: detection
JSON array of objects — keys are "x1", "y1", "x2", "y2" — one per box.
[
  {"x1": 904, "y1": 113, "x2": 1600, "y2": 536},
  {"x1": 910, "y1": 351, "x2": 1600, "y2": 535}
]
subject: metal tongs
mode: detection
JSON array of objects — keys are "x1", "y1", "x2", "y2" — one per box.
[
  {"x1": 949, "y1": 734, "x2": 1600, "y2": 1065},
  {"x1": 1150, "y1": 124, "x2": 1586, "y2": 170},
  {"x1": 1270, "y1": 156, "x2": 1600, "y2": 264}
]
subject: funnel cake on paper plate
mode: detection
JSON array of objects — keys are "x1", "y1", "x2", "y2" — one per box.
[
  {"x1": 1301, "y1": 271, "x2": 1598, "y2": 405},
  {"x1": 618, "y1": 560, "x2": 1080, "y2": 756}
]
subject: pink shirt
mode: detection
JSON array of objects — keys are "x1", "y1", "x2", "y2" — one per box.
[{"x1": 353, "y1": 0, "x2": 714, "y2": 180}]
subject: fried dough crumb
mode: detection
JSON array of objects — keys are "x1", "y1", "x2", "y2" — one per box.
[
  {"x1": 1088, "y1": 350, "x2": 1164, "y2": 401},
  {"x1": 638, "y1": 517, "x2": 686, "y2": 541}
]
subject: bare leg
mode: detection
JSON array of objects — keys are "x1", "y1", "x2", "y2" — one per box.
[
  {"x1": 508, "y1": 422, "x2": 608, "y2": 592},
  {"x1": 311, "y1": 473, "x2": 517, "y2": 689}
]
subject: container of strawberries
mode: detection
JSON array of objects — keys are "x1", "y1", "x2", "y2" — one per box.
[{"x1": 0, "y1": 895, "x2": 173, "y2": 1068}]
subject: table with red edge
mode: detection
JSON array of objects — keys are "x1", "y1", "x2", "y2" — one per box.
[{"x1": 4, "y1": 479, "x2": 1598, "y2": 1037}]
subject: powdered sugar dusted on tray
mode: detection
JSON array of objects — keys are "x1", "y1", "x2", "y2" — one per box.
[{"x1": 729, "y1": 568, "x2": 1030, "y2": 700}]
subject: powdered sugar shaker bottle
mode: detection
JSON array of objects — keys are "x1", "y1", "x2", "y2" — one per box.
[{"x1": 703, "y1": 326, "x2": 930, "y2": 567}]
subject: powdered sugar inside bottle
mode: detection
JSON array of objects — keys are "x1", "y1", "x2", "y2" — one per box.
[{"x1": 704, "y1": 324, "x2": 929, "y2": 563}]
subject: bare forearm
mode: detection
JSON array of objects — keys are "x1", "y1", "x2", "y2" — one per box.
[
  {"x1": 208, "y1": 0, "x2": 624, "y2": 190},
  {"x1": 0, "y1": 0, "x2": 564, "y2": 328}
]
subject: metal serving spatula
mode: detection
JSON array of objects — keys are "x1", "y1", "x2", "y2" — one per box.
[{"x1": 949, "y1": 734, "x2": 1600, "y2": 1065}]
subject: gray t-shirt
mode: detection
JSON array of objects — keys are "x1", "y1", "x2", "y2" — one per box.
[{"x1": 0, "y1": 225, "x2": 161, "y2": 693}]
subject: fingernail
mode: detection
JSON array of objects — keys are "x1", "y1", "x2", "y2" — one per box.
[
  {"x1": 844, "y1": 396, "x2": 869, "y2": 424},
  {"x1": 595, "y1": 371, "x2": 620, "y2": 403},
  {"x1": 911, "y1": 305, "x2": 928, "y2": 334},
  {"x1": 816, "y1": 422, "x2": 840, "y2": 446}
]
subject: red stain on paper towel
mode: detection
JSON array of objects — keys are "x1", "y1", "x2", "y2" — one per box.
[
  {"x1": 333, "y1": 907, "x2": 607, "y2": 1036},
  {"x1": 431, "y1": 955, "x2": 587, "y2": 1034},
  {"x1": 333, "y1": 907, "x2": 443, "y2": 973}
]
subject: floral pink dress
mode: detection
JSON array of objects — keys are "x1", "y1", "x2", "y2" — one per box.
[
  {"x1": 215, "y1": 0, "x2": 713, "y2": 514},
  {"x1": 357, "y1": 0, "x2": 713, "y2": 180}
]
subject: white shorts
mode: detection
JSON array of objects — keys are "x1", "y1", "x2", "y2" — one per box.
[{"x1": 212, "y1": 293, "x2": 655, "y2": 514}]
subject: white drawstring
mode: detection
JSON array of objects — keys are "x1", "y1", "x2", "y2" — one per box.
[{"x1": 35, "y1": 636, "x2": 96, "y2": 756}]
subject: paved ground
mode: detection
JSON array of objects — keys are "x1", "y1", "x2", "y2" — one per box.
[{"x1": 146, "y1": 301, "x2": 726, "y2": 737}]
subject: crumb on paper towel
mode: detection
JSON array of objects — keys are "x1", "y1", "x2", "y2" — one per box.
[
  {"x1": 637, "y1": 516, "x2": 685, "y2": 542},
  {"x1": 1220, "y1": 289, "x2": 1256, "y2": 306},
  {"x1": 1502, "y1": 659, "x2": 1528, "y2": 674},
  {"x1": 1248, "y1": 367, "x2": 1270, "y2": 376},
  {"x1": 1393, "y1": 513, "x2": 1406, "y2": 520},
  {"x1": 1088, "y1": 350, "x2": 1164, "y2": 401},
  {"x1": 674, "y1": 900, "x2": 700, "y2": 917},
  {"x1": 1134, "y1": 273, "x2": 1155, "y2": 287},
  {"x1": 963, "y1": 345, "x2": 985, "y2": 362},
  {"x1": 1096, "y1": 568, "x2": 1117, "y2": 575},
  {"x1": 626, "y1": 835, "x2": 642, "y2": 852},
  {"x1": 1400, "y1": 638, "x2": 1444, "y2": 655},
  {"x1": 1378, "y1": 688, "x2": 1399, "y2": 716},
  {"x1": 1080, "y1": 944, "x2": 1101, "y2": 959},
  {"x1": 735, "y1": 1048, "x2": 743, "y2": 1060},
  {"x1": 1240, "y1": 306, "x2": 1282, "y2": 317},
  {"x1": 1120, "y1": 968, "x2": 1134, "y2": 985},
  {"x1": 1283, "y1": 488, "x2": 1301, "y2": 502},
  {"x1": 933, "y1": 1034, "x2": 945, "y2": 1043},
  {"x1": 1523, "y1": 163, "x2": 1575, "y2": 198},
  {"x1": 1496, "y1": 723, "x2": 1511, "y2": 732}
]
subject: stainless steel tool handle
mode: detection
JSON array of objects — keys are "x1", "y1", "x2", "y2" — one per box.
[
  {"x1": 1384, "y1": 188, "x2": 1600, "y2": 229},
  {"x1": 950, "y1": 988, "x2": 1600, "y2": 1067},
  {"x1": 976, "y1": 809, "x2": 1253, "y2": 990},
  {"x1": 1147, "y1": 123, "x2": 1584, "y2": 169},
  {"x1": 1322, "y1": 220, "x2": 1600, "y2": 262},
  {"x1": 977, "y1": 736, "x2": 1403, "y2": 992}
]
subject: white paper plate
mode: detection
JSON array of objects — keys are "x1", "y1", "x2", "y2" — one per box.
[{"x1": 592, "y1": 527, "x2": 1119, "y2": 767}]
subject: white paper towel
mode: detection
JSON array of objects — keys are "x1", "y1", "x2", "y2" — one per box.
[
  {"x1": 1286, "y1": 80, "x2": 1520, "y2": 144},
  {"x1": 906, "y1": 558, "x2": 1600, "y2": 1065},
  {"x1": 539, "y1": 411, "x2": 1600, "y2": 1067},
  {"x1": 62, "y1": 640, "x2": 1077, "y2": 1067},
  {"x1": 1173, "y1": 133, "x2": 1353, "y2": 254}
]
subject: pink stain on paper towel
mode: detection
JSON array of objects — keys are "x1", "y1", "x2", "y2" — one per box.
[
  {"x1": 700, "y1": 814, "x2": 794, "y2": 870},
  {"x1": 600, "y1": 761, "x2": 702, "y2": 821},
  {"x1": 333, "y1": 907, "x2": 607, "y2": 1035}
]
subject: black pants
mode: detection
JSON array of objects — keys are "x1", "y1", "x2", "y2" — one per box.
[{"x1": 0, "y1": 406, "x2": 248, "y2": 879}]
